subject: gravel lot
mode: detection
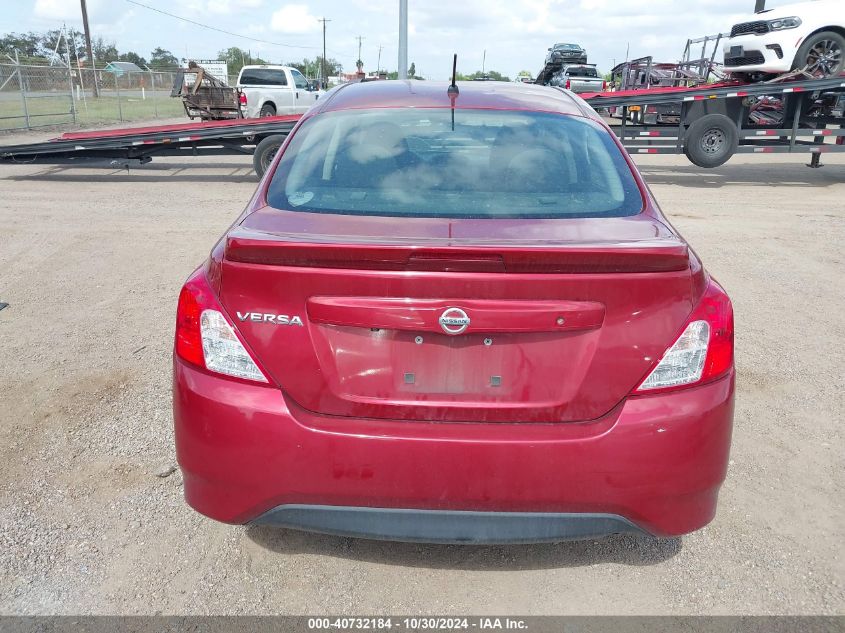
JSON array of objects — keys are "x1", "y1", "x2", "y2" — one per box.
[{"x1": 0, "y1": 125, "x2": 842, "y2": 615}]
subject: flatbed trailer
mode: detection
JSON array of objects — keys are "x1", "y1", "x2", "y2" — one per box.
[
  {"x1": 1, "y1": 75, "x2": 844, "y2": 174},
  {"x1": 581, "y1": 74, "x2": 845, "y2": 168},
  {"x1": 0, "y1": 115, "x2": 300, "y2": 177}
]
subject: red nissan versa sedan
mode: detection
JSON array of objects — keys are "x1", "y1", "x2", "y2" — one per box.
[{"x1": 173, "y1": 80, "x2": 735, "y2": 544}]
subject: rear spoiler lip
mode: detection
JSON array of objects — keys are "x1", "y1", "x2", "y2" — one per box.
[{"x1": 224, "y1": 228, "x2": 690, "y2": 274}]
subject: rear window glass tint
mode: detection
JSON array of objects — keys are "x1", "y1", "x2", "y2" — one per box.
[
  {"x1": 567, "y1": 67, "x2": 599, "y2": 78},
  {"x1": 239, "y1": 69, "x2": 288, "y2": 86},
  {"x1": 267, "y1": 108, "x2": 643, "y2": 220}
]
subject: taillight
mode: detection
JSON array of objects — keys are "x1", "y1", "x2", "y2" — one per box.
[
  {"x1": 175, "y1": 269, "x2": 268, "y2": 383},
  {"x1": 602, "y1": 80, "x2": 607, "y2": 91},
  {"x1": 635, "y1": 279, "x2": 733, "y2": 394},
  {"x1": 239, "y1": 92, "x2": 247, "y2": 106},
  {"x1": 565, "y1": 79, "x2": 571, "y2": 90},
  {"x1": 175, "y1": 284, "x2": 204, "y2": 368}
]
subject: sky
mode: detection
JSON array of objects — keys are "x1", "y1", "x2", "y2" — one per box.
[{"x1": 0, "y1": 0, "x2": 805, "y2": 79}]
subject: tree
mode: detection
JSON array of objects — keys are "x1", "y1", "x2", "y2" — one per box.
[
  {"x1": 119, "y1": 51, "x2": 147, "y2": 67},
  {"x1": 39, "y1": 29, "x2": 87, "y2": 64},
  {"x1": 287, "y1": 56, "x2": 342, "y2": 79},
  {"x1": 286, "y1": 58, "x2": 311, "y2": 76},
  {"x1": 408, "y1": 62, "x2": 416, "y2": 77},
  {"x1": 465, "y1": 70, "x2": 511, "y2": 82},
  {"x1": 0, "y1": 28, "x2": 91, "y2": 65},
  {"x1": 218, "y1": 47, "x2": 266, "y2": 76},
  {"x1": 0, "y1": 32, "x2": 43, "y2": 59},
  {"x1": 91, "y1": 37, "x2": 119, "y2": 64},
  {"x1": 318, "y1": 56, "x2": 342, "y2": 78},
  {"x1": 149, "y1": 47, "x2": 179, "y2": 69}
]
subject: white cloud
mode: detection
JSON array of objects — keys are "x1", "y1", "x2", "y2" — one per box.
[
  {"x1": 181, "y1": 0, "x2": 262, "y2": 14},
  {"x1": 34, "y1": 0, "x2": 128, "y2": 22},
  {"x1": 270, "y1": 4, "x2": 320, "y2": 34},
  {"x1": 205, "y1": 0, "x2": 263, "y2": 14},
  {"x1": 207, "y1": 0, "x2": 233, "y2": 13}
]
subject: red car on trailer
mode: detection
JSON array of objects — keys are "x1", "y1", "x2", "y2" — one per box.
[{"x1": 173, "y1": 80, "x2": 735, "y2": 543}]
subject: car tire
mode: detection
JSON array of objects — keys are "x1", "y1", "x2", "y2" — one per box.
[
  {"x1": 259, "y1": 103, "x2": 277, "y2": 118},
  {"x1": 253, "y1": 134, "x2": 286, "y2": 178},
  {"x1": 793, "y1": 30, "x2": 845, "y2": 78},
  {"x1": 684, "y1": 114, "x2": 739, "y2": 168}
]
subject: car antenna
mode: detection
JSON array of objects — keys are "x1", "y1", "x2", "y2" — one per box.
[
  {"x1": 448, "y1": 54, "x2": 459, "y2": 96},
  {"x1": 448, "y1": 54, "x2": 459, "y2": 131}
]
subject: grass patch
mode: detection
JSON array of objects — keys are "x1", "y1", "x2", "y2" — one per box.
[{"x1": 1, "y1": 91, "x2": 186, "y2": 130}]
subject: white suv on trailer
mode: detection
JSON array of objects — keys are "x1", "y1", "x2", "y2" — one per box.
[{"x1": 723, "y1": 0, "x2": 844, "y2": 78}]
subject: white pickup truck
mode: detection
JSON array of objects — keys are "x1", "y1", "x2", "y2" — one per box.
[{"x1": 237, "y1": 65, "x2": 322, "y2": 118}]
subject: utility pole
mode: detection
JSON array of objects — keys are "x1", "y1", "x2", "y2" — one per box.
[
  {"x1": 482, "y1": 49, "x2": 486, "y2": 75},
  {"x1": 356, "y1": 35, "x2": 365, "y2": 73},
  {"x1": 377, "y1": 45, "x2": 383, "y2": 74},
  {"x1": 79, "y1": 0, "x2": 98, "y2": 97},
  {"x1": 398, "y1": 0, "x2": 408, "y2": 80},
  {"x1": 318, "y1": 17, "x2": 331, "y2": 88}
]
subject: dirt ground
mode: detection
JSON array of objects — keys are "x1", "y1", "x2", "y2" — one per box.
[{"x1": 0, "y1": 127, "x2": 842, "y2": 615}]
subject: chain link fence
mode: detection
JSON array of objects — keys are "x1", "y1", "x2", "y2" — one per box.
[{"x1": 1, "y1": 61, "x2": 191, "y2": 131}]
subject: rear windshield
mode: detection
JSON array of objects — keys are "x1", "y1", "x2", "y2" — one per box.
[
  {"x1": 239, "y1": 68, "x2": 287, "y2": 86},
  {"x1": 566, "y1": 67, "x2": 599, "y2": 78},
  {"x1": 266, "y1": 108, "x2": 643, "y2": 219}
]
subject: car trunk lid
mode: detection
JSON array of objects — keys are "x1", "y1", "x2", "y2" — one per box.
[{"x1": 218, "y1": 208, "x2": 694, "y2": 423}]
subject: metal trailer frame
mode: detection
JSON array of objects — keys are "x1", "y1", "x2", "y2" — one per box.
[
  {"x1": 1, "y1": 76, "x2": 844, "y2": 174},
  {"x1": 0, "y1": 116, "x2": 299, "y2": 173},
  {"x1": 678, "y1": 34, "x2": 730, "y2": 84},
  {"x1": 605, "y1": 55, "x2": 716, "y2": 126},
  {"x1": 582, "y1": 75, "x2": 845, "y2": 168}
]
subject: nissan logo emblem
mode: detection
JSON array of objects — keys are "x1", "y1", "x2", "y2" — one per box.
[{"x1": 439, "y1": 307, "x2": 470, "y2": 335}]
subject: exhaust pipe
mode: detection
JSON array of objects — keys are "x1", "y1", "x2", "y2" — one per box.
[{"x1": 755, "y1": 0, "x2": 766, "y2": 12}]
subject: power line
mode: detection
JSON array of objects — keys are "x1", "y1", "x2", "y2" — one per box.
[{"x1": 123, "y1": 0, "x2": 321, "y2": 51}]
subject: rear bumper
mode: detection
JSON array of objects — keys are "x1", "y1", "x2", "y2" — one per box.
[
  {"x1": 569, "y1": 83, "x2": 605, "y2": 95},
  {"x1": 174, "y1": 359, "x2": 735, "y2": 540}
]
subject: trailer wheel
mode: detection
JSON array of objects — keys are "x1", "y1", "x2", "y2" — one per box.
[
  {"x1": 253, "y1": 134, "x2": 286, "y2": 178},
  {"x1": 684, "y1": 114, "x2": 738, "y2": 168}
]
